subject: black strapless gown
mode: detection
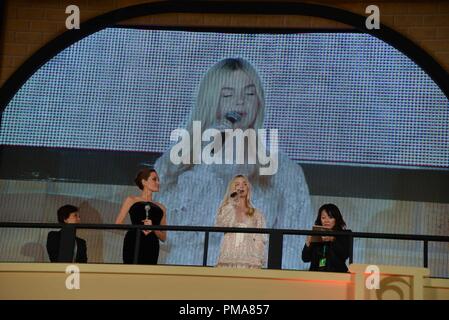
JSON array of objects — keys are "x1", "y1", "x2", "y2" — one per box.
[{"x1": 123, "y1": 201, "x2": 163, "y2": 264}]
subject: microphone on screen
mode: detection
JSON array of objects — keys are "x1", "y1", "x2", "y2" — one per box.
[
  {"x1": 230, "y1": 189, "x2": 243, "y2": 198},
  {"x1": 225, "y1": 111, "x2": 242, "y2": 124}
]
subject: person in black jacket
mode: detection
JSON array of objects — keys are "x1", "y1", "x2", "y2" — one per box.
[
  {"x1": 302, "y1": 203, "x2": 350, "y2": 272},
  {"x1": 46, "y1": 205, "x2": 87, "y2": 263}
]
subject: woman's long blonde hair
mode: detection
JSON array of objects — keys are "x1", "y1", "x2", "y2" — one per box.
[{"x1": 219, "y1": 174, "x2": 256, "y2": 216}]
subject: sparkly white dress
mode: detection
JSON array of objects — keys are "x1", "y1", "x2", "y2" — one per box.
[{"x1": 215, "y1": 203, "x2": 266, "y2": 268}]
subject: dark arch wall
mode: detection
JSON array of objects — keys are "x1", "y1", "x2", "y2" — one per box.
[{"x1": 1, "y1": 1, "x2": 449, "y2": 112}]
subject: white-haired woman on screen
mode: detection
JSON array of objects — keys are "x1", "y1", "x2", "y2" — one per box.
[{"x1": 154, "y1": 58, "x2": 312, "y2": 270}]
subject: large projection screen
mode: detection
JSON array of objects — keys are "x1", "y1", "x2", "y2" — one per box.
[{"x1": 1, "y1": 28, "x2": 448, "y2": 276}]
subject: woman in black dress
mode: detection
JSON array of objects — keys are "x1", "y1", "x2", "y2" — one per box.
[
  {"x1": 301, "y1": 203, "x2": 351, "y2": 273},
  {"x1": 115, "y1": 168, "x2": 167, "y2": 264}
]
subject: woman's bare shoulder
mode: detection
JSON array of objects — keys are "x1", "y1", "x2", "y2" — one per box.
[{"x1": 153, "y1": 201, "x2": 167, "y2": 212}]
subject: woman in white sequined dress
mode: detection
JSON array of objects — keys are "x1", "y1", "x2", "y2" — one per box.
[{"x1": 215, "y1": 175, "x2": 266, "y2": 269}]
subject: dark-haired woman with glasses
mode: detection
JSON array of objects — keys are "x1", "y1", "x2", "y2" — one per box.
[{"x1": 301, "y1": 203, "x2": 351, "y2": 272}]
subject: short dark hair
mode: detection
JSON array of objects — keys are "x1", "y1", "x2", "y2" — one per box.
[
  {"x1": 134, "y1": 168, "x2": 157, "y2": 190},
  {"x1": 57, "y1": 205, "x2": 79, "y2": 224},
  {"x1": 314, "y1": 203, "x2": 347, "y2": 231}
]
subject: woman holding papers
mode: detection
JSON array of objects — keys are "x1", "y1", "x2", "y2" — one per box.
[{"x1": 302, "y1": 203, "x2": 351, "y2": 272}]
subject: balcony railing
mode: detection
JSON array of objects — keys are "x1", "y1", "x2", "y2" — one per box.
[{"x1": 0, "y1": 222, "x2": 448, "y2": 270}]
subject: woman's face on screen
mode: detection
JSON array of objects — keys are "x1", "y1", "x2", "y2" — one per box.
[
  {"x1": 320, "y1": 210, "x2": 336, "y2": 229},
  {"x1": 216, "y1": 70, "x2": 259, "y2": 130}
]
